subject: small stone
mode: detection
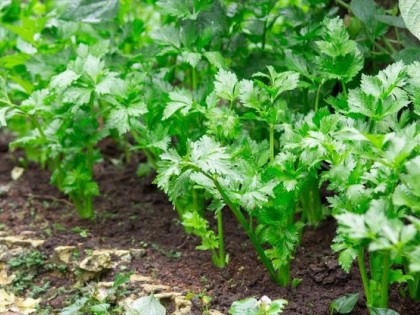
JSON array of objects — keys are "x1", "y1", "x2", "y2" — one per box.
[
  {"x1": 312, "y1": 272, "x2": 326, "y2": 283},
  {"x1": 322, "y1": 274, "x2": 335, "y2": 285},
  {"x1": 325, "y1": 259, "x2": 339, "y2": 270},
  {"x1": 309, "y1": 263, "x2": 325, "y2": 273},
  {"x1": 130, "y1": 248, "x2": 146, "y2": 259}
]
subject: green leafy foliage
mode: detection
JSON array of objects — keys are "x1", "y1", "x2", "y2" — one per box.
[
  {"x1": 316, "y1": 17, "x2": 364, "y2": 83},
  {"x1": 329, "y1": 293, "x2": 359, "y2": 314},
  {"x1": 399, "y1": 0, "x2": 420, "y2": 40},
  {"x1": 0, "y1": 1, "x2": 419, "y2": 313},
  {"x1": 60, "y1": 0, "x2": 119, "y2": 23},
  {"x1": 125, "y1": 294, "x2": 166, "y2": 315},
  {"x1": 229, "y1": 296, "x2": 288, "y2": 315},
  {"x1": 60, "y1": 273, "x2": 131, "y2": 315}
]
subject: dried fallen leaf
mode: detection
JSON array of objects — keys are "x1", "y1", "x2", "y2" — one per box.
[
  {"x1": 78, "y1": 251, "x2": 112, "y2": 272},
  {"x1": 140, "y1": 283, "x2": 170, "y2": 293},
  {"x1": 173, "y1": 296, "x2": 192, "y2": 315},
  {"x1": 0, "y1": 236, "x2": 44, "y2": 248},
  {"x1": 0, "y1": 289, "x2": 15, "y2": 312},
  {"x1": 0, "y1": 289, "x2": 40, "y2": 314},
  {"x1": 129, "y1": 274, "x2": 153, "y2": 283},
  {"x1": 0, "y1": 263, "x2": 13, "y2": 285},
  {"x1": 53, "y1": 246, "x2": 76, "y2": 264},
  {"x1": 13, "y1": 297, "x2": 40, "y2": 314}
]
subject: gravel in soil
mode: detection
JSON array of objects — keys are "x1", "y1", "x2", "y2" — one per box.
[{"x1": 0, "y1": 136, "x2": 419, "y2": 314}]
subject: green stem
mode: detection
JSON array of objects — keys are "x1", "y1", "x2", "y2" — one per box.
[
  {"x1": 373, "y1": 41, "x2": 392, "y2": 56},
  {"x1": 143, "y1": 149, "x2": 157, "y2": 169},
  {"x1": 381, "y1": 36, "x2": 397, "y2": 56},
  {"x1": 192, "y1": 188, "x2": 203, "y2": 216},
  {"x1": 31, "y1": 117, "x2": 47, "y2": 139},
  {"x1": 262, "y1": 18, "x2": 268, "y2": 50},
  {"x1": 71, "y1": 194, "x2": 93, "y2": 219},
  {"x1": 131, "y1": 129, "x2": 157, "y2": 169},
  {"x1": 83, "y1": 196, "x2": 94, "y2": 219},
  {"x1": 124, "y1": 136, "x2": 131, "y2": 163},
  {"x1": 217, "y1": 209, "x2": 226, "y2": 268},
  {"x1": 53, "y1": 155, "x2": 63, "y2": 189},
  {"x1": 408, "y1": 272, "x2": 420, "y2": 301},
  {"x1": 278, "y1": 262, "x2": 291, "y2": 287},
  {"x1": 191, "y1": 67, "x2": 197, "y2": 91},
  {"x1": 368, "y1": 119, "x2": 376, "y2": 134},
  {"x1": 269, "y1": 124, "x2": 275, "y2": 163},
  {"x1": 87, "y1": 143, "x2": 94, "y2": 173},
  {"x1": 358, "y1": 246, "x2": 371, "y2": 306},
  {"x1": 211, "y1": 176, "x2": 280, "y2": 284},
  {"x1": 341, "y1": 81, "x2": 348, "y2": 97},
  {"x1": 249, "y1": 214, "x2": 253, "y2": 231},
  {"x1": 335, "y1": 0, "x2": 350, "y2": 10},
  {"x1": 394, "y1": 28, "x2": 401, "y2": 48},
  {"x1": 315, "y1": 82, "x2": 323, "y2": 111},
  {"x1": 301, "y1": 177, "x2": 323, "y2": 226},
  {"x1": 380, "y1": 251, "x2": 390, "y2": 307},
  {"x1": 186, "y1": 164, "x2": 280, "y2": 284}
]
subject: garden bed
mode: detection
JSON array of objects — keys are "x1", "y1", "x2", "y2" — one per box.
[{"x1": 1, "y1": 136, "x2": 419, "y2": 314}]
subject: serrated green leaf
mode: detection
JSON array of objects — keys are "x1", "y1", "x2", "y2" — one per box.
[
  {"x1": 214, "y1": 69, "x2": 238, "y2": 102},
  {"x1": 157, "y1": 0, "x2": 197, "y2": 19},
  {"x1": 107, "y1": 102, "x2": 148, "y2": 135},
  {"x1": 83, "y1": 55, "x2": 103, "y2": 82},
  {"x1": 60, "y1": 0, "x2": 119, "y2": 23},
  {"x1": 203, "y1": 51, "x2": 225, "y2": 68},
  {"x1": 164, "y1": 90, "x2": 193, "y2": 119},
  {"x1": 190, "y1": 136, "x2": 233, "y2": 177},
  {"x1": 51, "y1": 70, "x2": 80, "y2": 90},
  {"x1": 182, "y1": 51, "x2": 201, "y2": 68},
  {"x1": 338, "y1": 248, "x2": 357, "y2": 272},
  {"x1": 151, "y1": 26, "x2": 181, "y2": 50},
  {"x1": 63, "y1": 87, "x2": 92, "y2": 106},
  {"x1": 96, "y1": 75, "x2": 124, "y2": 95}
]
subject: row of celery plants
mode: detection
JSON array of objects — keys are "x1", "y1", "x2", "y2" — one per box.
[{"x1": 0, "y1": 1, "x2": 419, "y2": 313}]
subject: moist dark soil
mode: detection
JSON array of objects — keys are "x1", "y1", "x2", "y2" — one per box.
[{"x1": 0, "y1": 134, "x2": 419, "y2": 315}]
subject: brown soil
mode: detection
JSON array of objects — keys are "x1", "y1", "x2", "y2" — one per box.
[{"x1": 0, "y1": 134, "x2": 419, "y2": 315}]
